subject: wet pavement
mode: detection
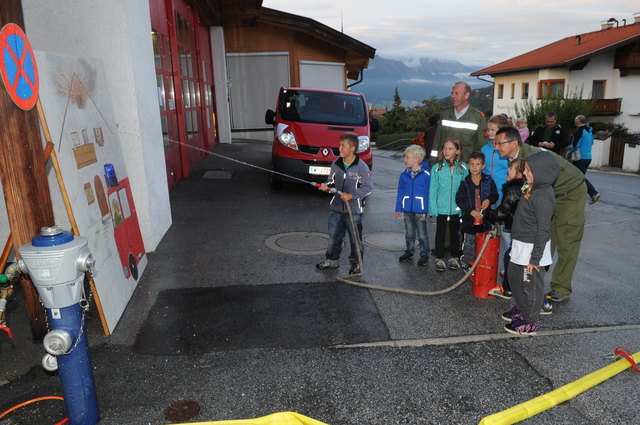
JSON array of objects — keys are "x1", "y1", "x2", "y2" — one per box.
[{"x1": 1, "y1": 140, "x2": 639, "y2": 424}]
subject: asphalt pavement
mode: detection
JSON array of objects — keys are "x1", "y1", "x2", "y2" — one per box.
[{"x1": 1, "y1": 140, "x2": 639, "y2": 425}]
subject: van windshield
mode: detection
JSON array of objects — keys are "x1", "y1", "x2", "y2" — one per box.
[{"x1": 280, "y1": 89, "x2": 367, "y2": 126}]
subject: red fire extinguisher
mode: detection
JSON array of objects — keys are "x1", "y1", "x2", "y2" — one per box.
[{"x1": 470, "y1": 231, "x2": 500, "y2": 299}]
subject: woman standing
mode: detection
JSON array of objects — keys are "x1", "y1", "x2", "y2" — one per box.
[{"x1": 569, "y1": 115, "x2": 600, "y2": 204}]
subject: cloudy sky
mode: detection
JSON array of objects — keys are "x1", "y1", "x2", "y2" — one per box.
[{"x1": 262, "y1": 0, "x2": 638, "y2": 66}]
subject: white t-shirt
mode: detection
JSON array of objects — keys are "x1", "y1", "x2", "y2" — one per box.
[{"x1": 510, "y1": 239, "x2": 553, "y2": 266}]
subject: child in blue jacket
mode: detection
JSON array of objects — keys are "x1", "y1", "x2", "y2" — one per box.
[{"x1": 395, "y1": 145, "x2": 431, "y2": 266}]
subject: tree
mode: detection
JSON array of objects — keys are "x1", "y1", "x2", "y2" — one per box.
[{"x1": 380, "y1": 87, "x2": 408, "y2": 133}]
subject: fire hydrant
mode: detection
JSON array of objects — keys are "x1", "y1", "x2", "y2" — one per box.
[{"x1": 18, "y1": 225, "x2": 100, "y2": 425}]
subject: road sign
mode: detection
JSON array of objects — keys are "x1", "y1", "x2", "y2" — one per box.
[{"x1": 0, "y1": 23, "x2": 39, "y2": 110}]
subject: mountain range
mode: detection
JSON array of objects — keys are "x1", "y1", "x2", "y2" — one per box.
[{"x1": 356, "y1": 56, "x2": 492, "y2": 108}]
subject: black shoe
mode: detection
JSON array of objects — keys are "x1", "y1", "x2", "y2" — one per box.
[
  {"x1": 540, "y1": 300, "x2": 553, "y2": 315},
  {"x1": 316, "y1": 261, "x2": 339, "y2": 270},
  {"x1": 348, "y1": 263, "x2": 361, "y2": 275},
  {"x1": 399, "y1": 252, "x2": 413, "y2": 263},
  {"x1": 418, "y1": 255, "x2": 429, "y2": 266}
]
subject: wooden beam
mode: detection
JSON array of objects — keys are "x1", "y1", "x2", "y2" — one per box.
[{"x1": 0, "y1": 0, "x2": 54, "y2": 339}]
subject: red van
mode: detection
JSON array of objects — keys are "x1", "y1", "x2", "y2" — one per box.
[{"x1": 265, "y1": 87, "x2": 374, "y2": 189}]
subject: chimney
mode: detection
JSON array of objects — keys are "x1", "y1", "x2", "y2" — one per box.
[
  {"x1": 575, "y1": 35, "x2": 581, "y2": 45},
  {"x1": 601, "y1": 20, "x2": 613, "y2": 30},
  {"x1": 634, "y1": 12, "x2": 640, "y2": 24}
]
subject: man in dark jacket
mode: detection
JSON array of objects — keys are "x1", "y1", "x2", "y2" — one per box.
[
  {"x1": 528, "y1": 111, "x2": 567, "y2": 155},
  {"x1": 493, "y1": 126, "x2": 586, "y2": 303}
]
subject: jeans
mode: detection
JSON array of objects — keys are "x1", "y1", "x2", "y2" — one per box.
[
  {"x1": 499, "y1": 227, "x2": 511, "y2": 274},
  {"x1": 325, "y1": 210, "x2": 363, "y2": 267},
  {"x1": 403, "y1": 213, "x2": 430, "y2": 258},
  {"x1": 461, "y1": 232, "x2": 476, "y2": 264},
  {"x1": 572, "y1": 159, "x2": 598, "y2": 198}
]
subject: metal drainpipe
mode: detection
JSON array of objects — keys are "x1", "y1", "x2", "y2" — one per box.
[{"x1": 347, "y1": 67, "x2": 364, "y2": 89}]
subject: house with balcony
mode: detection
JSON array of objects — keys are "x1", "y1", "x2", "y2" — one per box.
[{"x1": 471, "y1": 16, "x2": 640, "y2": 134}]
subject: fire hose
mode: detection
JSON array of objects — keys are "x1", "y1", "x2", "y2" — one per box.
[{"x1": 314, "y1": 183, "x2": 495, "y2": 296}]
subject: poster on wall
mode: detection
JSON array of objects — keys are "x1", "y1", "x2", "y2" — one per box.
[{"x1": 35, "y1": 51, "x2": 147, "y2": 333}]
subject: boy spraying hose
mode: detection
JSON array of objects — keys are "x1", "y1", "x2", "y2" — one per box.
[{"x1": 315, "y1": 132, "x2": 373, "y2": 275}]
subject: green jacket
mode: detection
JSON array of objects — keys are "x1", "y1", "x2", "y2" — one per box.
[
  {"x1": 516, "y1": 144, "x2": 585, "y2": 196},
  {"x1": 431, "y1": 106, "x2": 486, "y2": 163}
]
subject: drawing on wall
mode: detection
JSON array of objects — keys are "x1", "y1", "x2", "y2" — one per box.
[
  {"x1": 37, "y1": 51, "x2": 146, "y2": 333},
  {"x1": 84, "y1": 182, "x2": 95, "y2": 205},
  {"x1": 94, "y1": 127, "x2": 104, "y2": 147}
]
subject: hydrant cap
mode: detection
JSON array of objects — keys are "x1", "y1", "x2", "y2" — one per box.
[{"x1": 31, "y1": 229, "x2": 74, "y2": 247}]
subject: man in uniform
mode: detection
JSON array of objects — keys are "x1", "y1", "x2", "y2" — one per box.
[
  {"x1": 528, "y1": 111, "x2": 567, "y2": 155},
  {"x1": 430, "y1": 82, "x2": 486, "y2": 163},
  {"x1": 493, "y1": 126, "x2": 586, "y2": 303}
]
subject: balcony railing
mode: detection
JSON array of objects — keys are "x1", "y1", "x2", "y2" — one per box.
[{"x1": 591, "y1": 98, "x2": 622, "y2": 116}]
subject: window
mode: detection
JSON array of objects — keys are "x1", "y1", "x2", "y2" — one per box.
[
  {"x1": 522, "y1": 82, "x2": 529, "y2": 99},
  {"x1": 592, "y1": 80, "x2": 605, "y2": 99},
  {"x1": 510, "y1": 83, "x2": 515, "y2": 99},
  {"x1": 538, "y1": 79, "x2": 565, "y2": 98},
  {"x1": 497, "y1": 84, "x2": 504, "y2": 99}
]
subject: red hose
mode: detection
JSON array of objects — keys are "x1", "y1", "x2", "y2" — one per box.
[{"x1": 0, "y1": 395, "x2": 68, "y2": 424}]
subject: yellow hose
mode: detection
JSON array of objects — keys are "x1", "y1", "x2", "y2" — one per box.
[
  {"x1": 182, "y1": 411, "x2": 327, "y2": 425},
  {"x1": 479, "y1": 351, "x2": 640, "y2": 425}
]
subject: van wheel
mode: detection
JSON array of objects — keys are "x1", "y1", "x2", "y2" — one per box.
[
  {"x1": 129, "y1": 253, "x2": 139, "y2": 281},
  {"x1": 270, "y1": 174, "x2": 282, "y2": 190}
]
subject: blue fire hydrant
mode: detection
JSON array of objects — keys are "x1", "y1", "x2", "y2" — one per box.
[{"x1": 19, "y1": 226, "x2": 99, "y2": 425}]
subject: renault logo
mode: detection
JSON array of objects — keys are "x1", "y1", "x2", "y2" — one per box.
[{"x1": 322, "y1": 148, "x2": 330, "y2": 157}]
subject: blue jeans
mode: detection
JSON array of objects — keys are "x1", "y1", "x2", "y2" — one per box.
[
  {"x1": 325, "y1": 210, "x2": 363, "y2": 267},
  {"x1": 403, "y1": 213, "x2": 430, "y2": 258},
  {"x1": 462, "y1": 232, "x2": 476, "y2": 264}
]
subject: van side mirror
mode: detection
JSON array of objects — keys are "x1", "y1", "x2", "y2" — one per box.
[
  {"x1": 265, "y1": 109, "x2": 276, "y2": 125},
  {"x1": 369, "y1": 117, "x2": 380, "y2": 133}
]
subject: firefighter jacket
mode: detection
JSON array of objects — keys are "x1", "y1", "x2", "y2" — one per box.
[{"x1": 431, "y1": 106, "x2": 486, "y2": 163}]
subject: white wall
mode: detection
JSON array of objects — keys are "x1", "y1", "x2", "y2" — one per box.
[
  {"x1": 493, "y1": 71, "x2": 539, "y2": 118},
  {"x1": 22, "y1": 0, "x2": 171, "y2": 251},
  {"x1": 567, "y1": 52, "x2": 619, "y2": 97}
]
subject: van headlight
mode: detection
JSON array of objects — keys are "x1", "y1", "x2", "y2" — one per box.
[
  {"x1": 357, "y1": 136, "x2": 370, "y2": 153},
  {"x1": 278, "y1": 130, "x2": 298, "y2": 151}
]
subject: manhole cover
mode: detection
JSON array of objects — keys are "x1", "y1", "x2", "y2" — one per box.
[
  {"x1": 202, "y1": 170, "x2": 233, "y2": 180},
  {"x1": 165, "y1": 400, "x2": 200, "y2": 422},
  {"x1": 265, "y1": 232, "x2": 330, "y2": 255},
  {"x1": 363, "y1": 232, "x2": 406, "y2": 251}
]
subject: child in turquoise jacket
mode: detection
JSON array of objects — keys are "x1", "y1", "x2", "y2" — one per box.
[{"x1": 429, "y1": 137, "x2": 468, "y2": 272}]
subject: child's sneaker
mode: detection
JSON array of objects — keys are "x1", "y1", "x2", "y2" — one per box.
[
  {"x1": 348, "y1": 263, "x2": 361, "y2": 275},
  {"x1": 488, "y1": 286, "x2": 512, "y2": 300},
  {"x1": 316, "y1": 261, "x2": 339, "y2": 270},
  {"x1": 501, "y1": 306, "x2": 521, "y2": 323},
  {"x1": 399, "y1": 252, "x2": 413, "y2": 263},
  {"x1": 540, "y1": 300, "x2": 553, "y2": 315},
  {"x1": 447, "y1": 257, "x2": 462, "y2": 270},
  {"x1": 417, "y1": 255, "x2": 429, "y2": 266},
  {"x1": 504, "y1": 320, "x2": 538, "y2": 336},
  {"x1": 435, "y1": 259, "x2": 446, "y2": 272}
]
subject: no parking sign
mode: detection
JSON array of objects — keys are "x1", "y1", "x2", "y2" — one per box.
[{"x1": 0, "y1": 23, "x2": 39, "y2": 110}]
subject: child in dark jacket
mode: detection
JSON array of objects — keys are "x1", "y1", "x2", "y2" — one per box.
[
  {"x1": 455, "y1": 152, "x2": 498, "y2": 266},
  {"x1": 487, "y1": 158, "x2": 526, "y2": 299},
  {"x1": 395, "y1": 145, "x2": 431, "y2": 266},
  {"x1": 502, "y1": 150, "x2": 559, "y2": 336}
]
